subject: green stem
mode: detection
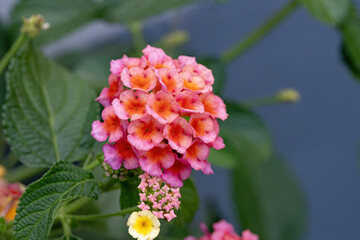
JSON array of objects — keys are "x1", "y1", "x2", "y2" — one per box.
[
  {"x1": 221, "y1": 0, "x2": 299, "y2": 63},
  {"x1": 241, "y1": 96, "x2": 282, "y2": 108},
  {"x1": 63, "y1": 198, "x2": 91, "y2": 215},
  {"x1": 60, "y1": 215, "x2": 72, "y2": 240},
  {"x1": 68, "y1": 206, "x2": 138, "y2": 221},
  {"x1": 82, "y1": 153, "x2": 93, "y2": 168},
  {"x1": 84, "y1": 159, "x2": 100, "y2": 170},
  {"x1": 6, "y1": 165, "x2": 45, "y2": 183},
  {"x1": 0, "y1": 33, "x2": 28, "y2": 76},
  {"x1": 129, "y1": 22, "x2": 146, "y2": 54}
]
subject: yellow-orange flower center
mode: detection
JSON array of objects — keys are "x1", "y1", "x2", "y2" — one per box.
[{"x1": 133, "y1": 216, "x2": 154, "y2": 236}]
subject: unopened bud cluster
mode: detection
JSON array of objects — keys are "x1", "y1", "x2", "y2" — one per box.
[
  {"x1": 102, "y1": 162, "x2": 142, "y2": 181},
  {"x1": 137, "y1": 173, "x2": 181, "y2": 222}
]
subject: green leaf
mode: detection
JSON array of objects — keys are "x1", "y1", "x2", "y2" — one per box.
[
  {"x1": 302, "y1": 0, "x2": 350, "y2": 25},
  {"x1": 208, "y1": 103, "x2": 273, "y2": 169},
  {"x1": 2, "y1": 44, "x2": 98, "y2": 168},
  {"x1": 0, "y1": 20, "x2": 8, "y2": 121},
  {"x1": 10, "y1": 0, "x2": 97, "y2": 45},
  {"x1": 340, "y1": 8, "x2": 360, "y2": 81},
  {"x1": 72, "y1": 229, "x2": 119, "y2": 240},
  {"x1": 100, "y1": 0, "x2": 200, "y2": 24},
  {"x1": 50, "y1": 234, "x2": 82, "y2": 240},
  {"x1": 232, "y1": 155, "x2": 306, "y2": 240},
  {"x1": 13, "y1": 161, "x2": 101, "y2": 240},
  {"x1": 199, "y1": 58, "x2": 227, "y2": 96},
  {"x1": 178, "y1": 178, "x2": 199, "y2": 223},
  {"x1": 120, "y1": 177, "x2": 140, "y2": 210}
]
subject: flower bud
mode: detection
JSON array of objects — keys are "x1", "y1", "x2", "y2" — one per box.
[
  {"x1": 277, "y1": 88, "x2": 300, "y2": 103},
  {"x1": 21, "y1": 15, "x2": 50, "y2": 38}
]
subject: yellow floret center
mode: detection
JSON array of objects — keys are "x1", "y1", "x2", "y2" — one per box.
[{"x1": 133, "y1": 216, "x2": 154, "y2": 236}]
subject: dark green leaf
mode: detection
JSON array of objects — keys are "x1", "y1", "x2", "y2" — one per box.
[
  {"x1": 208, "y1": 104, "x2": 273, "y2": 169},
  {"x1": 2, "y1": 44, "x2": 98, "y2": 168},
  {"x1": 233, "y1": 155, "x2": 306, "y2": 240},
  {"x1": 199, "y1": 58, "x2": 227, "y2": 96},
  {"x1": 0, "y1": 20, "x2": 8, "y2": 121},
  {"x1": 302, "y1": 0, "x2": 350, "y2": 25},
  {"x1": 72, "y1": 229, "x2": 120, "y2": 240},
  {"x1": 120, "y1": 177, "x2": 140, "y2": 210},
  {"x1": 50, "y1": 234, "x2": 82, "y2": 240},
  {"x1": 340, "y1": 8, "x2": 360, "y2": 81},
  {"x1": 0, "y1": 218, "x2": 6, "y2": 233},
  {"x1": 13, "y1": 161, "x2": 101, "y2": 240},
  {"x1": 100, "y1": 0, "x2": 200, "y2": 24},
  {"x1": 10, "y1": 0, "x2": 97, "y2": 45},
  {"x1": 178, "y1": 178, "x2": 199, "y2": 223}
]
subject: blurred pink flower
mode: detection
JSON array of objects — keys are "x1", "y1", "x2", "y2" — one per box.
[{"x1": 185, "y1": 220, "x2": 259, "y2": 240}]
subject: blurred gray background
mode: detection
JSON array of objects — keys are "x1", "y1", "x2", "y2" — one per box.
[{"x1": 1, "y1": 0, "x2": 360, "y2": 239}]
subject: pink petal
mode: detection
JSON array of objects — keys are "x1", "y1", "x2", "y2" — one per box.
[
  {"x1": 161, "y1": 160, "x2": 192, "y2": 187},
  {"x1": 176, "y1": 90, "x2": 204, "y2": 113},
  {"x1": 96, "y1": 74, "x2": 123, "y2": 107},
  {"x1": 190, "y1": 113, "x2": 217, "y2": 143},
  {"x1": 103, "y1": 138, "x2": 139, "y2": 170},
  {"x1": 91, "y1": 120, "x2": 107, "y2": 142},
  {"x1": 183, "y1": 140, "x2": 212, "y2": 174},
  {"x1": 112, "y1": 90, "x2": 148, "y2": 120},
  {"x1": 200, "y1": 92, "x2": 228, "y2": 121},
  {"x1": 242, "y1": 230, "x2": 259, "y2": 240},
  {"x1": 146, "y1": 91, "x2": 179, "y2": 124},
  {"x1": 121, "y1": 67, "x2": 157, "y2": 92},
  {"x1": 143, "y1": 45, "x2": 175, "y2": 69},
  {"x1": 178, "y1": 55, "x2": 197, "y2": 66},
  {"x1": 138, "y1": 146, "x2": 175, "y2": 177},
  {"x1": 158, "y1": 68, "x2": 183, "y2": 94},
  {"x1": 210, "y1": 136, "x2": 225, "y2": 150},
  {"x1": 110, "y1": 55, "x2": 142, "y2": 74},
  {"x1": 127, "y1": 115, "x2": 164, "y2": 151},
  {"x1": 164, "y1": 117, "x2": 193, "y2": 154}
]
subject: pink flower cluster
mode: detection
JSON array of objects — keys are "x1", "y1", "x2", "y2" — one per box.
[
  {"x1": 0, "y1": 178, "x2": 25, "y2": 222},
  {"x1": 137, "y1": 173, "x2": 181, "y2": 222},
  {"x1": 91, "y1": 45, "x2": 227, "y2": 187},
  {"x1": 185, "y1": 220, "x2": 258, "y2": 240}
]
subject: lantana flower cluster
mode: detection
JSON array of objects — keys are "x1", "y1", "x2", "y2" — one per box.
[
  {"x1": 0, "y1": 166, "x2": 25, "y2": 222},
  {"x1": 91, "y1": 45, "x2": 227, "y2": 187},
  {"x1": 185, "y1": 220, "x2": 259, "y2": 240},
  {"x1": 137, "y1": 173, "x2": 180, "y2": 222}
]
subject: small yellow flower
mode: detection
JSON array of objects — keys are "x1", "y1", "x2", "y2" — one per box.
[{"x1": 127, "y1": 210, "x2": 160, "y2": 240}]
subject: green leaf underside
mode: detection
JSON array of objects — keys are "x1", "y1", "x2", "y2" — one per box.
[
  {"x1": 13, "y1": 161, "x2": 100, "y2": 240},
  {"x1": 2, "y1": 44, "x2": 98, "y2": 168},
  {"x1": 120, "y1": 177, "x2": 140, "y2": 210},
  {"x1": 178, "y1": 179, "x2": 199, "y2": 223},
  {"x1": 101, "y1": 0, "x2": 200, "y2": 23},
  {"x1": 208, "y1": 104, "x2": 273, "y2": 168},
  {"x1": 302, "y1": 0, "x2": 350, "y2": 25},
  {"x1": 10, "y1": 0, "x2": 97, "y2": 45},
  {"x1": 233, "y1": 155, "x2": 306, "y2": 240},
  {"x1": 341, "y1": 8, "x2": 360, "y2": 81}
]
